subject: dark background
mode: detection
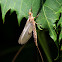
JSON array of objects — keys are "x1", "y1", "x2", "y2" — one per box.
[
  {"x1": 0, "y1": 5, "x2": 42, "y2": 62},
  {"x1": 0, "y1": 5, "x2": 59, "y2": 62}
]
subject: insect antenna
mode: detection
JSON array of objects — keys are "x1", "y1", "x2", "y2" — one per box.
[{"x1": 36, "y1": 45, "x2": 44, "y2": 62}]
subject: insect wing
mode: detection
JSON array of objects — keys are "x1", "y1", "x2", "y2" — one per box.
[{"x1": 18, "y1": 19, "x2": 33, "y2": 44}]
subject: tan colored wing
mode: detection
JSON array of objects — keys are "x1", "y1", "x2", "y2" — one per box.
[{"x1": 18, "y1": 19, "x2": 33, "y2": 44}]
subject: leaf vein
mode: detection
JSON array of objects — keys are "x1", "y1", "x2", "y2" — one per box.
[
  {"x1": 44, "y1": 5, "x2": 56, "y2": 13},
  {"x1": 3, "y1": 0, "x2": 7, "y2": 12},
  {"x1": 43, "y1": 6, "x2": 55, "y2": 39},
  {"x1": 56, "y1": 0, "x2": 62, "y2": 6},
  {"x1": 20, "y1": 0, "x2": 23, "y2": 15}
]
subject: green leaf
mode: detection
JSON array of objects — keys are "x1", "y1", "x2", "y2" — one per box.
[
  {"x1": 58, "y1": 15, "x2": 62, "y2": 41},
  {"x1": 37, "y1": 30, "x2": 53, "y2": 62},
  {"x1": 61, "y1": 45, "x2": 62, "y2": 50},
  {"x1": 60, "y1": 50, "x2": 62, "y2": 62},
  {"x1": 0, "y1": 0, "x2": 40, "y2": 25},
  {"x1": 56, "y1": 6, "x2": 62, "y2": 14},
  {"x1": 0, "y1": 1, "x2": 1, "y2": 3},
  {"x1": 36, "y1": 0, "x2": 62, "y2": 42}
]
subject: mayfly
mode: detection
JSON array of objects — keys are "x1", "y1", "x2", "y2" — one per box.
[
  {"x1": 12, "y1": 9, "x2": 44, "y2": 62},
  {"x1": 18, "y1": 9, "x2": 44, "y2": 62}
]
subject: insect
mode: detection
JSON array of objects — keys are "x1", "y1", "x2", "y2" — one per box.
[
  {"x1": 18, "y1": 9, "x2": 37, "y2": 46},
  {"x1": 12, "y1": 9, "x2": 44, "y2": 62},
  {"x1": 18, "y1": 9, "x2": 44, "y2": 62}
]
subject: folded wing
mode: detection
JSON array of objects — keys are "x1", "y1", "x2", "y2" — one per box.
[{"x1": 18, "y1": 19, "x2": 33, "y2": 44}]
